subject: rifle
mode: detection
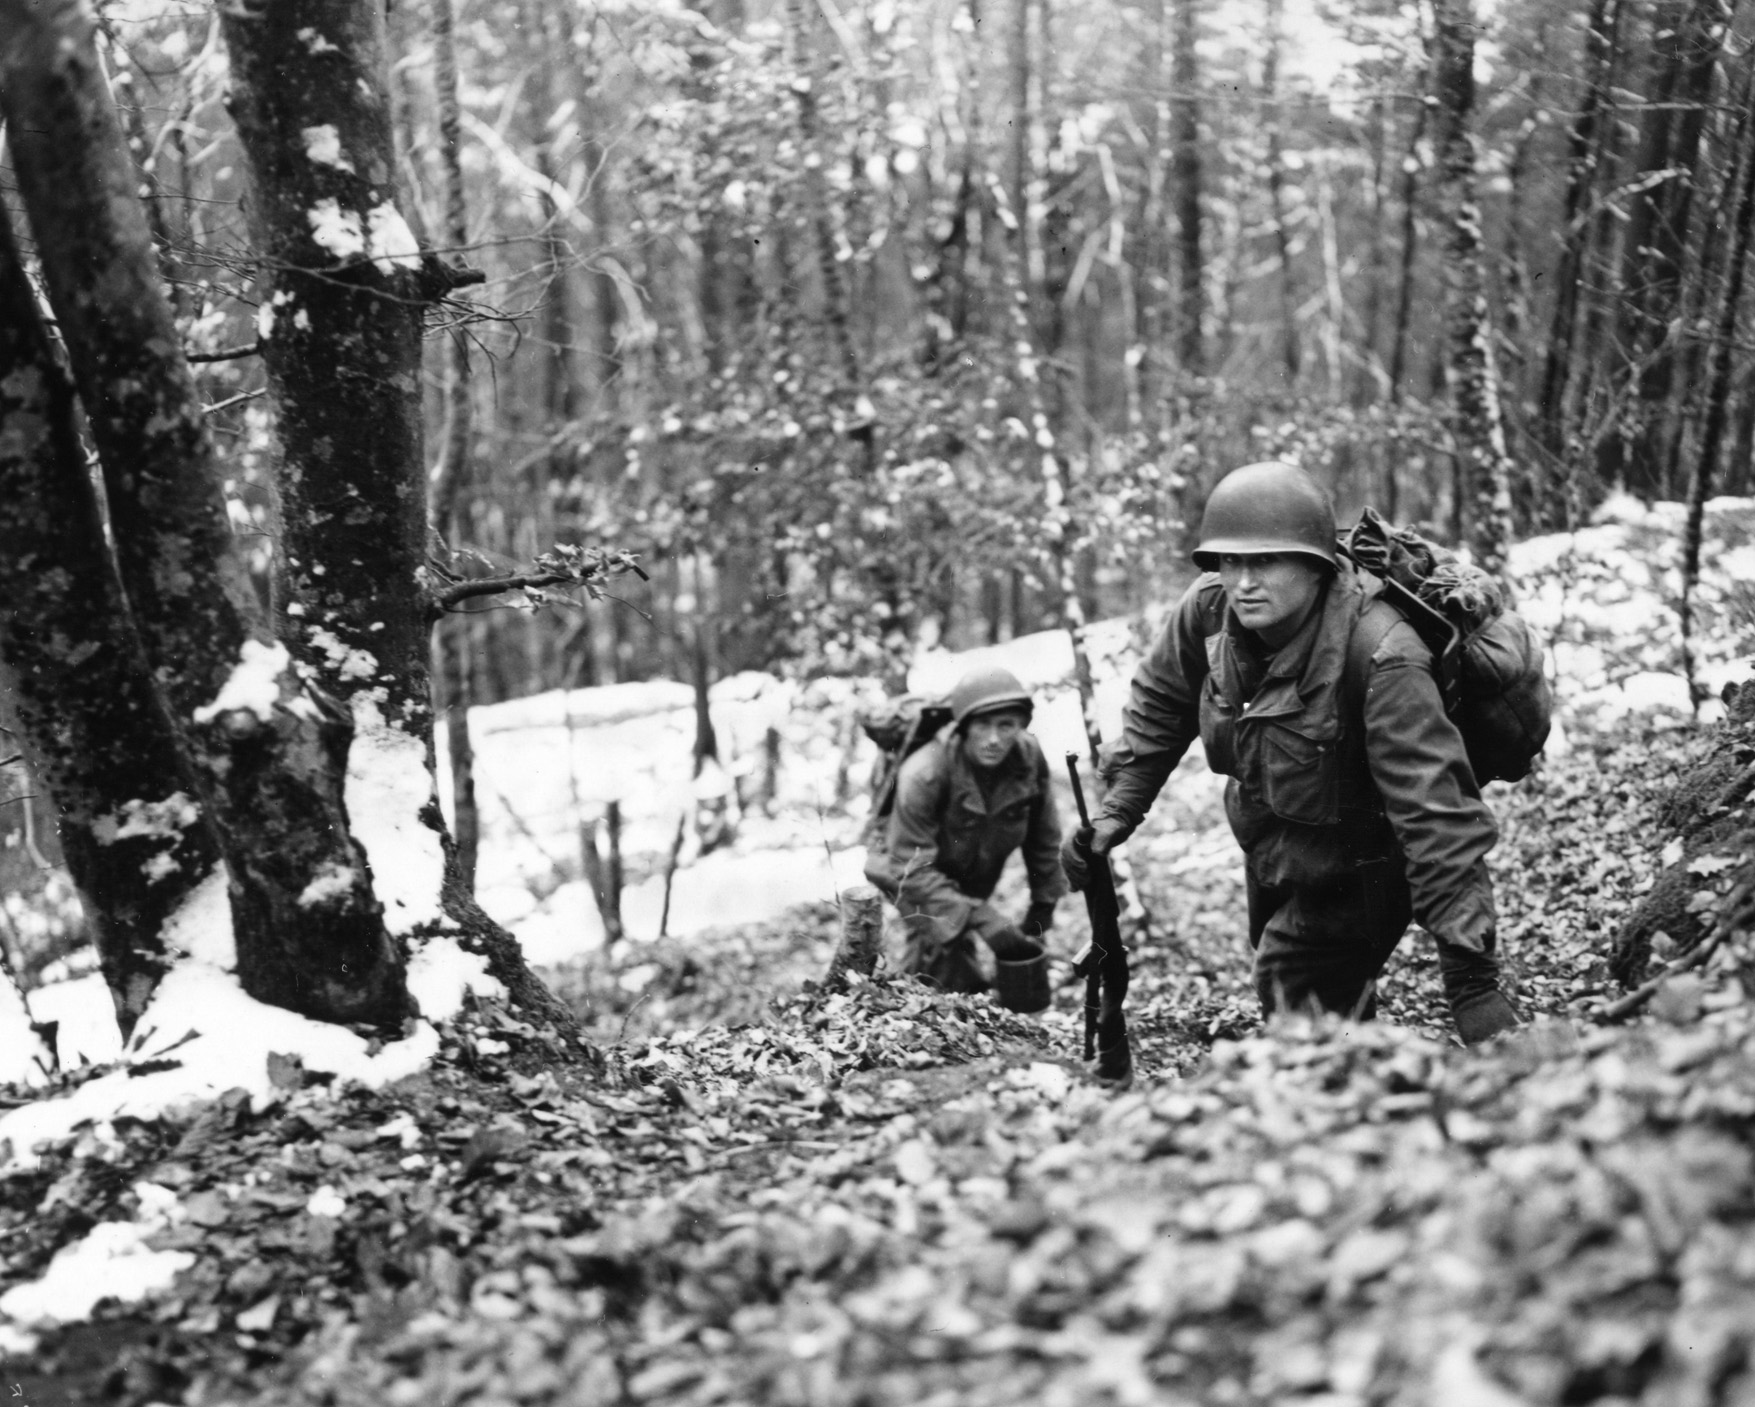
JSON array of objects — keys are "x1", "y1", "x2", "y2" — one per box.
[{"x1": 1066, "y1": 753, "x2": 1134, "y2": 1084}]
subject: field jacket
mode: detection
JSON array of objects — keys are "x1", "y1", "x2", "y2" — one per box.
[
  {"x1": 1102, "y1": 563, "x2": 1497, "y2": 952},
  {"x1": 864, "y1": 726, "x2": 1066, "y2": 944}
]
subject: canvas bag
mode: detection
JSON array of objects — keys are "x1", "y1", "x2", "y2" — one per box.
[
  {"x1": 856, "y1": 694, "x2": 955, "y2": 840},
  {"x1": 1341, "y1": 508, "x2": 1553, "y2": 784}
]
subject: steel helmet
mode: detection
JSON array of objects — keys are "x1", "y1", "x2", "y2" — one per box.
[
  {"x1": 1192, "y1": 461, "x2": 1338, "y2": 571},
  {"x1": 948, "y1": 665, "x2": 1034, "y2": 729}
]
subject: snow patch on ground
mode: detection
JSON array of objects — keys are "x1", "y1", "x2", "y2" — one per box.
[
  {"x1": 0, "y1": 963, "x2": 440, "y2": 1171},
  {"x1": 405, "y1": 937, "x2": 505, "y2": 1022},
  {"x1": 0, "y1": 968, "x2": 51, "y2": 1089},
  {"x1": 0, "y1": 1219, "x2": 194, "y2": 1331},
  {"x1": 26, "y1": 975, "x2": 120, "y2": 1069},
  {"x1": 1, "y1": 868, "x2": 436, "y2": 1170},
  {"x1": 1508, "y1": 494, "x2": 1755, "y2": 727},
  {"x1": 506, "y1": 843, "x2": 873, "y2": 965}
]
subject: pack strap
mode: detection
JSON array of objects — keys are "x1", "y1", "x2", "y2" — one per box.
[
  {"x1": 1344, "y1": 595, "x2": 1405, "y2": 729},
  {"x1": 871, "y1": 719, "x2": 919, "y2": 821},
  {"x1": 1345, "y1": 584, "x2": 1463, "y2": 718}
]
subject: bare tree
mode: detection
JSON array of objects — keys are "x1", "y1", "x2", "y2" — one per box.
[
  {"x1": 1603, "y1": 0, "x2": 1732, "y2": 498},
  {"x1": 1262, "y1": 0, "x2": 1300, "y2": 384},
  {"x1": 1535, "y1": 0, "x2": 1623, "y2": 494},
  {"x1": 0, "y1": 208, "x2": 217, "y2": 1038},
  {"x1": 1681, "y1": 86, "x2": 1755, "y2": 701},
  {"x1": 1430, "y1": 0, "x2": 1515, "y2": 570},
  {"x1": 2, "y1": 0, "x2": 407, "y2": 1024},
  {"x1": 1172, "y1": 0, "x2": 1205, "y2": 378},
  {"x1": 0, "y1": 0, "x2": 593, "y2": 1039}
]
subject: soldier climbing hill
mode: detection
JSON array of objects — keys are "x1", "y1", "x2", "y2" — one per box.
[
  {"x1": 863, "y1": 667, "x2": 1065, "y2": 1011},
  {"x1": 1062, "y1": 460, "x2": 1525, "y2": 1045}
]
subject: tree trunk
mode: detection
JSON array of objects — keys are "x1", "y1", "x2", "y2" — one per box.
[
  {"x1": 1431, "y1": 0, "x2": 1515, "y2": 571},
  {"x1": 2, "y1": 0, "x2": 407, "y2": 1026},
  {"x1": 426, "y1": 0, "x2": 474, "y2": 533},
  {"x1": 1607, "y1": 0, "x2": 1732, "y2": 498},
  {"x1": 1009, "y1": 0, "x2": 1035, "y2": 312},
  {"x1": 1680, "y1": 91, "x2": 1755, "y2": 703},
  {"x1": 1535, "y1": 0, "x2": 1621, "y2": 482},
  {"x1": 0, "y1": 209, "x2": 218, "y2": 1039},
  {"x1": 785, "y1": 0, "x2": 861, "y2": 392},
  {"x1": 1387, "y1": 95, "x2": 1428, "y2": 404},
  {"x1": 1315, "y1": 157, "x2": 1345, "y2": 395},
  {"x1": 429, "y1": 0, "x2": 481, "y2": 895},
  {"x1": 220, "y1": 0, "x2": 572, "y2": 1030},
  {"x1": 1172, "y1": 0, "x2": 1205, "y2": 377},
  {"x1": 1359, "y1": 96, "x2": 1390, "y2": 402},
  {"x1": 1499, "y1": 61, "x2": 1542, "y2": 450},
  {"x1": 1263, "y1": 0, "x2": 1300, "y2": 385},
  {"x1": 1136, "y1": 0, "x2": 1173, "y2": 419},
  {"x1": 823, "y1": 884, "x2": 884, "y2": 989}
]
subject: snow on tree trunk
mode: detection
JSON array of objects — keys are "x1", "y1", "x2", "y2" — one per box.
[
  {"x1": 0, "y1": 212, "x2": 218, "y2": 1039},
  {"x1": 0, "y1": 0, "x2": 406, "y2": 1027},
  {"x1": 220, "y1": 0, "x2": 578, "y2": 1037},
  {"x1": 1430, "y1": 0, "x2": 1515, "y2": 574}
]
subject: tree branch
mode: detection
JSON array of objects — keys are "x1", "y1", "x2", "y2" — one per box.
[
  {"x1": 187, "y1": 342, "x2": 261, "y2": 364},
  {"x1": 433, "y1": 560, "x2": 647, "y2": 612}
]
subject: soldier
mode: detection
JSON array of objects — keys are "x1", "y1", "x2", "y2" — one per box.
[
  {"x1": 1062, "y1": 461, "x2": 1522, "y2": 1044},
  {"x1": 864, "y1": 666, "x2": 1065, "y2": 1011}
]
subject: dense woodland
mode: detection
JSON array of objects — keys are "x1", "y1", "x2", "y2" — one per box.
[
  {"x1": 4, "y1": 0, "x2": 1755, "y2": 990},
  {"x1": 9, "y1": 1, "x2": 1755, "y2": 1400},
  {"x1": 12, "y1": 0, "x2": 1755, "y2": 686}
]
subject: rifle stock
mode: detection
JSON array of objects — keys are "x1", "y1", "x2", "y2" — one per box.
[{"x1": 1066, "y1": 754, "x2": 1133, "y2": 1084}]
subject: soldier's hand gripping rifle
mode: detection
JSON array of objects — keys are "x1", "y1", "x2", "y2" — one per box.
[{"x1": 1066, "y1": 754, "x2": 1134, "y2": 1085}]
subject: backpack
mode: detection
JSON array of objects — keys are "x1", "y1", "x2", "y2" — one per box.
[
  {"x1": 858, "y1": 693, "x2": 954, "y2": 830},
  {"x1": 1340, "y1": 508, "x2": 1553, "y2": 784}
]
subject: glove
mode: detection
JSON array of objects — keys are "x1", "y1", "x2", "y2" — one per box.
[
  {"x1": 1058, "y1": 818, "x2": 1130, "y2": 892},
  {"x1": 1438, "y1": 938, "x2": 1522, "y2": 1045},
  {"x1": 982, "y1": 924, "x2": 1039, "y2": 962},
  {"x1": 1453, "y1": 990, "x2": 1522, "y2": 1045},
  {"x1": 1021, "y1": 901, "x2": 1057, "y2": 938}
]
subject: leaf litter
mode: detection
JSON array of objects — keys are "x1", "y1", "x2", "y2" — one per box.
[{"x1": 5, "y1": 502, "x2": 1755, "y2": 1404}]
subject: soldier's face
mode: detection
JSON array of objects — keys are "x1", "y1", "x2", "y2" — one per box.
[
  {"x1": 1217, "y1": 552, "x2": 1327, "y2": 646},
  {"x1": 963, "y1": 709, "x2": 1028, "y2": 770}
]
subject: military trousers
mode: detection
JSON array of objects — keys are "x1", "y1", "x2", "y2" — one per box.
[
  {"x1": 897, "y1": 900, "x2": 1036, "y2": 995},
  {"x1": 1246, "y1": 859, "x2": 1503, "y2": 1022}
]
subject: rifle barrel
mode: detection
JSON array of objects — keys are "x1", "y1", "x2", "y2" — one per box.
[{"x1": 1066, "y1": 752, "x2": 1093, "y2": 827}]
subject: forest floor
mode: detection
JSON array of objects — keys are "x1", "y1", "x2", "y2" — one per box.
[
  {"x1": 9, "y1": 495, "x2": 1755, "y2": 1405},
  {"x1": 9, "y1": 704, "x2": 1755, "y2": 1407}
]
